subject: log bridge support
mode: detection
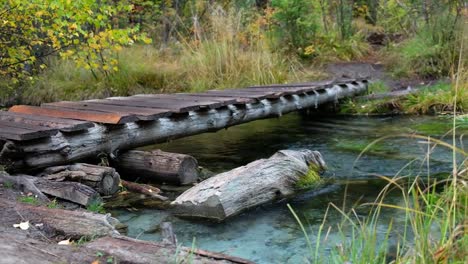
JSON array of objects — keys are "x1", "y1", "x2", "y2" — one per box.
[{"x1": 0, "y1": 79, "x2": 368, "y2": 171}]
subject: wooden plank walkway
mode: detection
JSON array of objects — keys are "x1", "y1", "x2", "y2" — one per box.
[{"x1": 0, "y1": 78, "x2": 368, "y2": 170}]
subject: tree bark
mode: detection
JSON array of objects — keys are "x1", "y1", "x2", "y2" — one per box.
[
  {"x1": 121, "y1": 180, "x2": 168, "y2": 201},
  {"x1": 39, "y1": 163, "x2": 121, "y2": 195},
  {"x1": 86, "y1": 236, "x2": 254, "y2": 264},
  {"x1": 0, "y1": 197, "x2": 120, "y2": 240},
  {"x1": 171, "y1": 149, "x2": 326, "y2": 221},
  {"x1": 115, "y1": 150, "x2": 199, "y2": 185},
  {"x1": 0, "y1": 172, "x2": 100, "y2": 206}
]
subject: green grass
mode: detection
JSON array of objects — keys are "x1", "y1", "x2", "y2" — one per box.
[
  {"x1": 400, "y1": 83, "x2": 468, "y2": 114},
  {"x1": 18, "y1": 196, "x2": 40, "y2": 205},
  {"x1": 86, "y1": 200, "x2": 106, "y2": 214},
  {"x1": 46, "y1": 199, "x2": 60, "y2": 209},
  {"x1": 290, "y1": 134, "x2": 468, "y2": 263},
  {"x1": 367, "y1": 80, "x2": 390, "y2": 94}
]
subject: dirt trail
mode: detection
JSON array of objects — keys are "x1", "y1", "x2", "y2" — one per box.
[{"x1": 326, "y1": 62, "x2": 433, "y2": 91}]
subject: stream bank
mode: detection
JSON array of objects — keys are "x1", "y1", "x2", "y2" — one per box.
[{"x1": 113, "y1": 113, "x2": 467, "y2": 263}]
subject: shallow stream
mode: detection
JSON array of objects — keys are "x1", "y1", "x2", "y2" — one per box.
[{"x1": 111, "y1": 114, "x2": 467, "y2": 263}]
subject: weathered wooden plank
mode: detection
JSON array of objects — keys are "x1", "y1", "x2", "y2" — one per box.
[
  {"x1": 0, "y1": 111, "x2": 92, "y2": 132},
  {"x1": 177, "y1": 93, "x2": 257, "y2": 104},
  {"x1": 206, "y1": 89, "x2": 285, "y2": 99},
  {"x1": 242, "y1": 86, "x2": 311, "y2": 95},
  {"x1": 171, "y1": 94, "x2": 238, "y2": 105},
  {"x1": 0, "y1": 123, "x2": 54, "y2": 141},
  {"x1": 132, "y1": 94, "x2": 226, "y2": 109},
  {"x1": 9, "y1": 105, "x2": 136, "y2": 124},
  {"x1": 43, "y1": 101, "x2": 171, "y2": 121},
  {"x1": 92, "y1": 98, "x2": 200, "y2": 113}
]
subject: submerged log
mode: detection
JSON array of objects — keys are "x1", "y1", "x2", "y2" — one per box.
[
  {"x1": 0, "y1": 197, "x2": 119, "y2": 240},
  {"x1": 0, "y1": 172, "x2": 100, "y2": 206},
  {"x1": 115, "y1": 150, "x2": 199, "y2": 185},
  {"x1": 39, "y1": 163, "x2": 120, "y2": 195},
  {"x1": 121, "y1": 180, "x2": 168, "y2": 201},
  {"x1": 172, "y1": 149, "x2": 326, "y2": 221},
  {"x1": 86, "y1": 236, "x2": 254, "y2": 264}
]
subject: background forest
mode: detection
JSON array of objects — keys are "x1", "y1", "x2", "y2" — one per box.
[{"x1": 0, "y1": 0, "x2": 465, "y2": 106}]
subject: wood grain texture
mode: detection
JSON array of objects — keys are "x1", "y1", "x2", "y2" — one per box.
[
  {"x1": 0, "y1": 111, "x2": 93, "y2": 132},
  {"x1": 115, "y1": 150, "x2": 199, "y2": 185},
  {"x1": 171, "y1": 149, "x2": 326, "y2": 221},
  {"x1": 9, "y1": 105, "x2": 136, "y2": 124}
]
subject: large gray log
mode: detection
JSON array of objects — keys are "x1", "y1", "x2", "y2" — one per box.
[
  {"x1": 115, "y1": 150, "x2": 199, "y2": 185},
  {"x1": 2, "y1": 81, "x2": 367, "y2": 171},
  {"x1": 39, "y1": 163, "x2": 121, "y2": 195},
  {"x1": 171, "y1": 149, "x2": 326, "y2": 221}
]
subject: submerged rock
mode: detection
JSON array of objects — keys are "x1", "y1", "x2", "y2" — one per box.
[{"x1": 171, "y1": 149, "x2": 326, "y2": 221}]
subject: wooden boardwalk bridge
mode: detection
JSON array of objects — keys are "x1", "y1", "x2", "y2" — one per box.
[{"x1": 0, "y1": 78, "x2": 368, "y2": 171}]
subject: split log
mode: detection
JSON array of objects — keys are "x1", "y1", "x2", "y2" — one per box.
[
  {"x1": 86, "y1": 236, "x2": 254, "y2": 264},
  {"x1": 0, "y1": 172, "x2": 100, "y2": 206},
  {"x1": 0, "y1": 197, "x2": 120, "y2": 240},
  {"x1": 115, "y1": 150, "x2": 199, "y2": 185},
  {"x1": 39, "y1": 163, "x2": 120, "y2": 195},
  {"x1": 171, "y1": 149, "x2": 326, "y2": 221},
  {"x1": 121, "y1": 180, "x2": 168, "y2": 201}
]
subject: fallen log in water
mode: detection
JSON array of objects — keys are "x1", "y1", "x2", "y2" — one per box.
[
  {"x1": 115, "y1": 150, "x2": 199, "y2": 185},
  {"x1": 172, "y1": 149, "x2": 326, "y2": 221},
  {"x1": 39, "y1": 163, "x2": 121, "y2": 195},
  {"x1": 0, "y1": 172, "x2": 100, "y2": 206},
  {"x1": 121, "y1": 179, "x2": 168, "y2": 201}
]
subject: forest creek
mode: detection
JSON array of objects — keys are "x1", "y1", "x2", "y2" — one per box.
[{"x1": 1, "y1": 1, "x2": 467, "y2": 263}]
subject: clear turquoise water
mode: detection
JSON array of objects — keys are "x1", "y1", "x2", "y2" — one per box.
[{"x1": 111, "y1": 114, "x2": 466, "y2": 263}]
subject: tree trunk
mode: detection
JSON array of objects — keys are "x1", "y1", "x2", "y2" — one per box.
[
  {"x1": 115, "y1": 150, "x2": 199, "y2": 185},
  {"x1": 86, "y1": 236, "x2": 254, "y2": 264},
  {"x1": 0, "y1": 197, "x2": 120, "y2": 240},
  {"x1": 39, "y1": 163, "x2": 121, "y2": 195},
  {"x1": 171, "y1": 149, "x2": 326, "y2": 221},
  {"x1": 0, "y1": 230, "x2": 110, "y2": 264}
]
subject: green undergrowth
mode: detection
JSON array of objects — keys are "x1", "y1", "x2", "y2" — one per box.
[
  {"x1": 341, "y1": 82, "x2": 467, "y2": 115},
  {"x1": 87, "y1": 200, "x2": 106, "y2": 214},
  {"x1": 18, "y1": 196, "x2": 40, "y2": 205}
]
